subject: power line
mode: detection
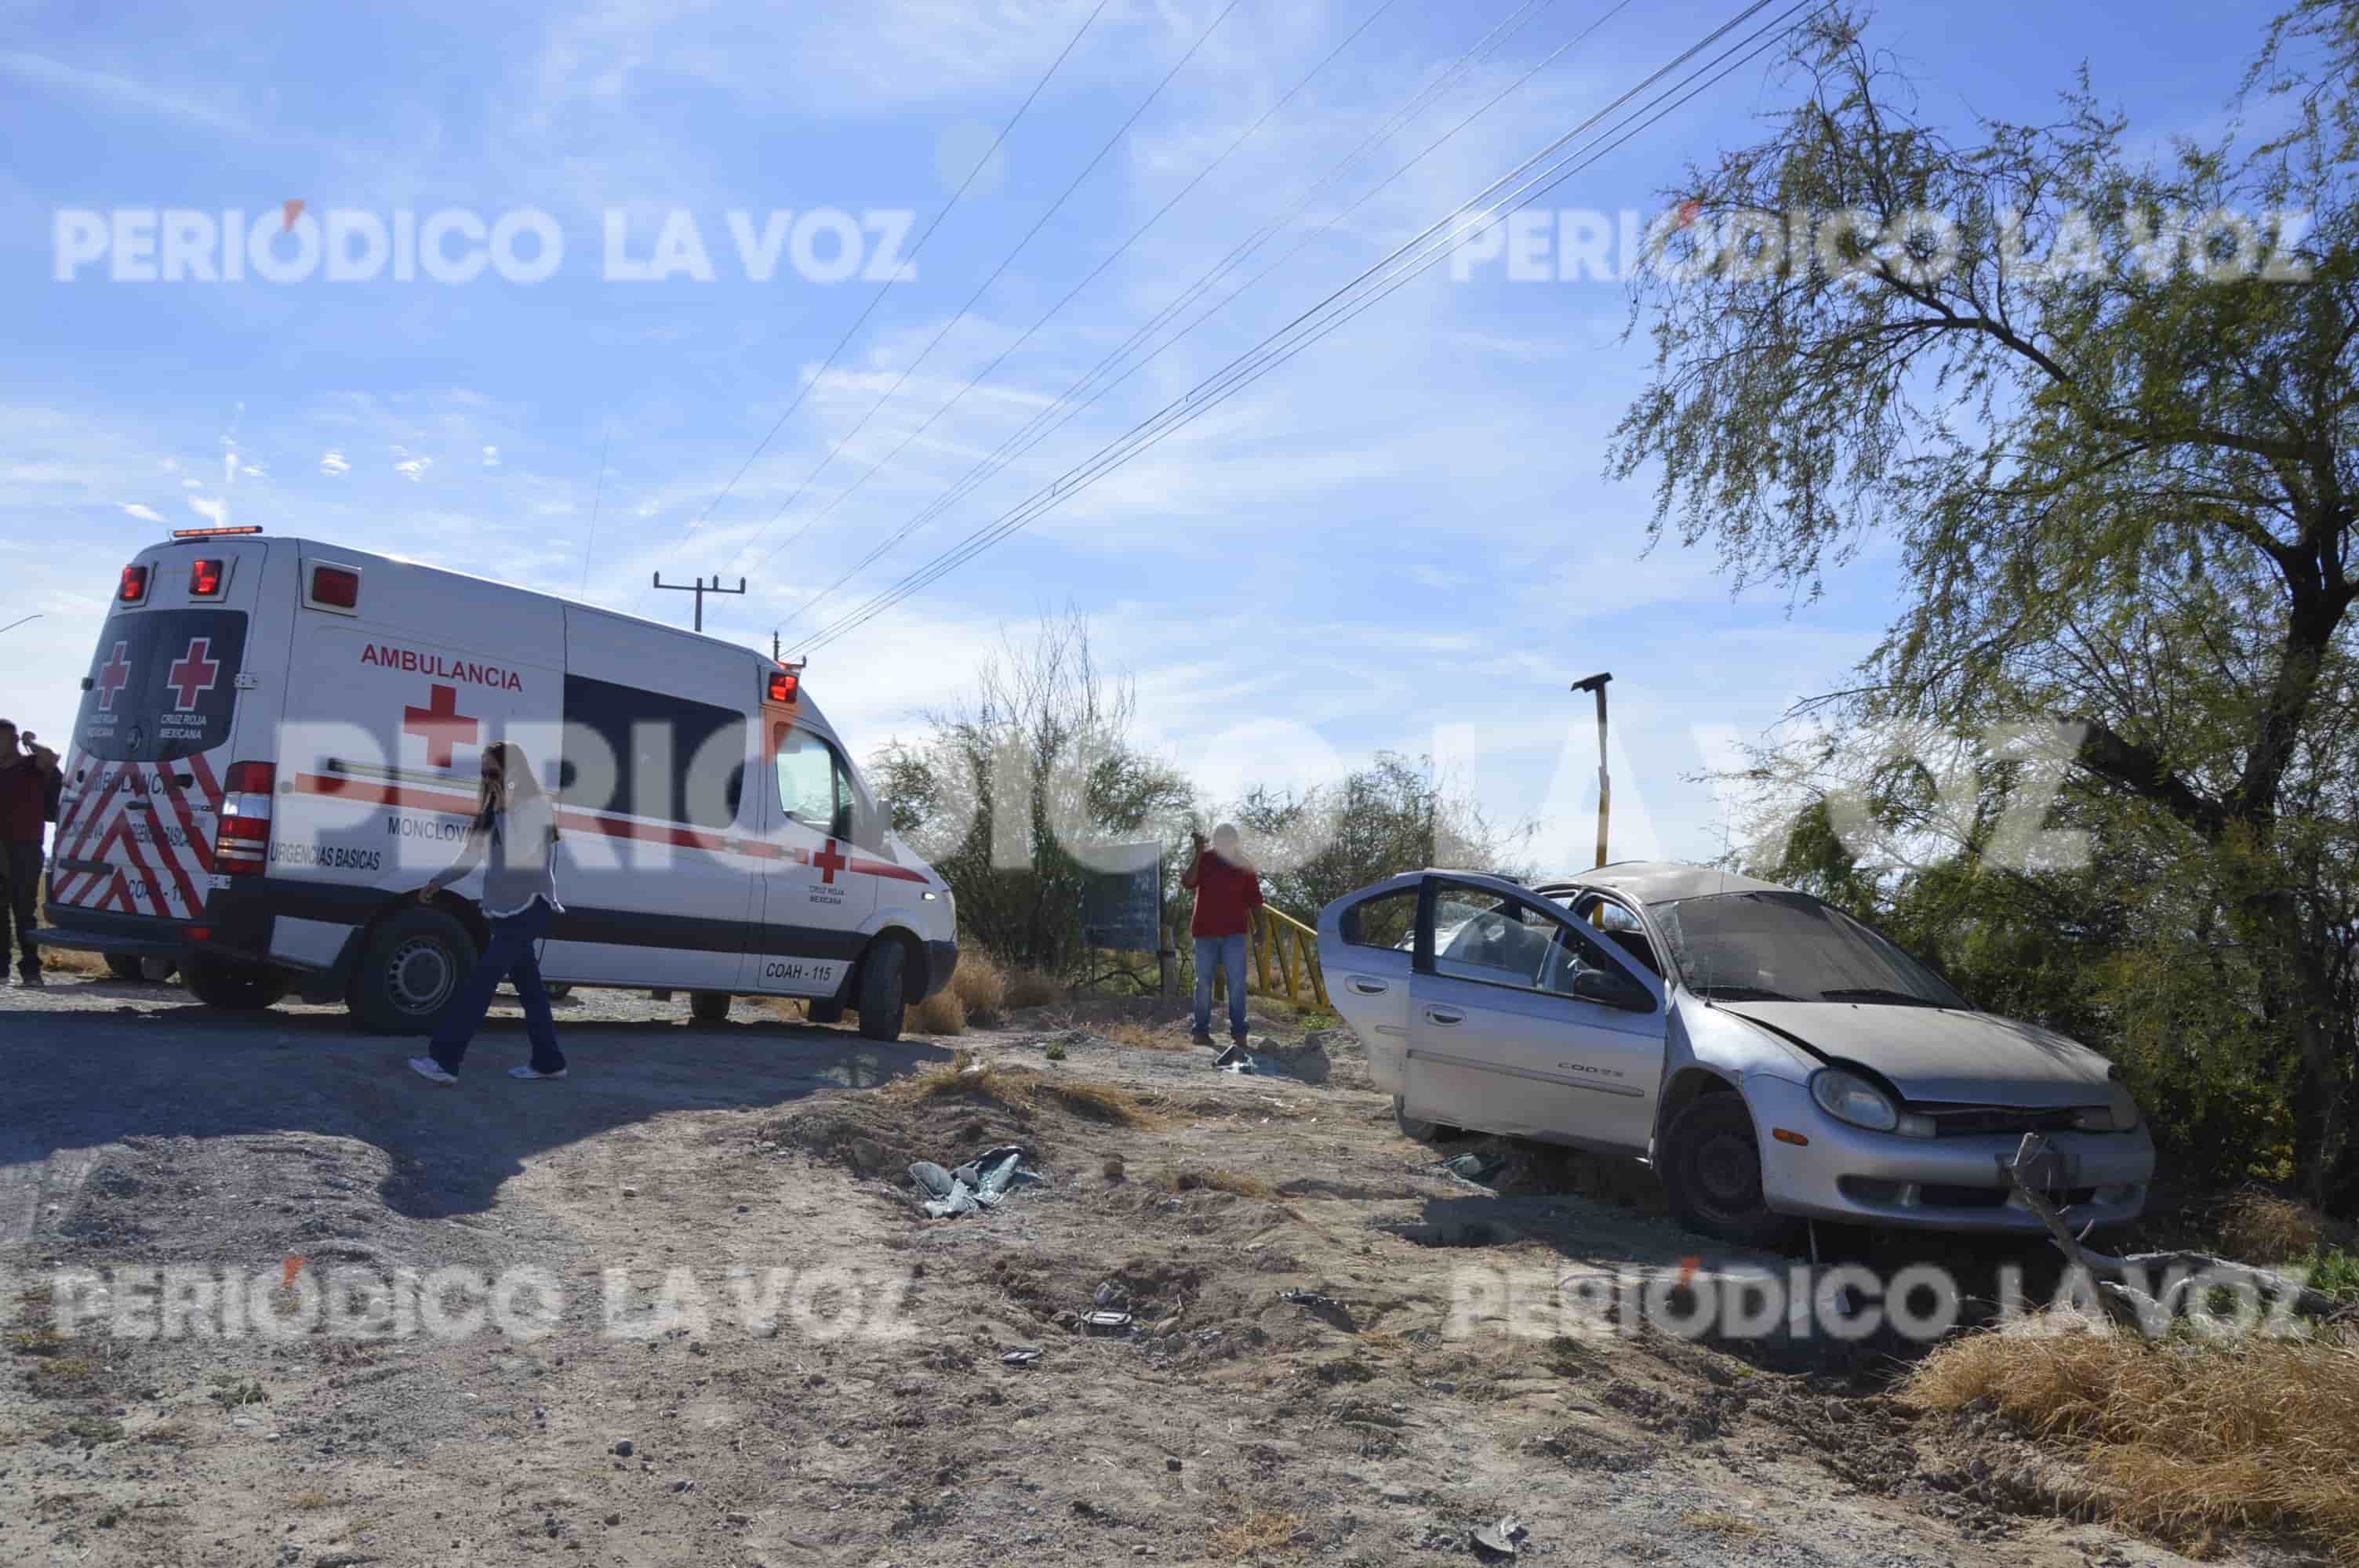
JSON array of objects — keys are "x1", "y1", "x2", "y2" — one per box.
[
  {"x1": 716, "y1": 0, "x2": 1247, "y2": 581},
  {"x1": 726, "y1": 0, "x2": 1415, "y2": 582},
  {"x1": 641, "y1": 0, "x2": 1118, "y2": 593},
  {"x1": 794, "y1": 0, "x2": 1819, "y2": 655},
  {"x1": 772, "y1": 0, "x2": 1574, "y2": 631}
]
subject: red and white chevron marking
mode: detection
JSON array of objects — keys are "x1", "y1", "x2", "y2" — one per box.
[{"x1": 48, "y1": 749, "x2": 226, "y2": 920}]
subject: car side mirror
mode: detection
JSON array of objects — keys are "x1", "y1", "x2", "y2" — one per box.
[{"x1": 1572, "y1": 968, "x2": 1650, "y2": 1012}]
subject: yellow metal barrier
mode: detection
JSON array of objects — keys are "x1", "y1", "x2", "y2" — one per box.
[{"x1": 1210, "y1": 906, "x2": 1329, "y2": 1010}]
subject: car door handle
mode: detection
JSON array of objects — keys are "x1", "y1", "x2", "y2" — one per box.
[
  {"x1": 1425, "y1": 1006, "x2": 1464, "y2": 1025},
  {"x1": 1349, "y1": 978, "x2": 1388, "y2": 995}
]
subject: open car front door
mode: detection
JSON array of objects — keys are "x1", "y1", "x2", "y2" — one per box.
[{"x1": 1403, "y1": 876, "x2": 1667, "y2": 1154}]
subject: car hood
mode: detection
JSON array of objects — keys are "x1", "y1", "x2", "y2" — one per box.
[{"x1": 1714, "y1": 1002, "x2": 2115, "y2": 1108}]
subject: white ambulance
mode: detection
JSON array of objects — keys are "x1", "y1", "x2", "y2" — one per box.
[{"x1": 37, "y1": 527, "x2": 958, "y2": 1040}]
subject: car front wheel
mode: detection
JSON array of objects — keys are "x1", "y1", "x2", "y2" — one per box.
[
  {"x1": 854, "y1": 941, "x2": 906, "y2": 1042},
  {"x1": 350, "y1": 907, "x2": 475, "y2": 1035},
  {"x1": 1660, "y1": 1092, "x2": 1799, "y2": 1251}
]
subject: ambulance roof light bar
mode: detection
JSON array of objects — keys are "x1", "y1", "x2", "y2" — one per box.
[{"x1": 170, "y1": 526, "x2": 264, "y2": 539}]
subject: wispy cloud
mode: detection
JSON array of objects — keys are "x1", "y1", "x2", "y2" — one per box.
[
  {"x1": 0, "y1": 49, "x2": 250, "y2": 136},
  {"x1": 118, "y1": 503, "x2": 164, "y2": 523},
  {"x1": 319, "y1": 450, "x2": 351, "y2": 477},
  {"x1": 187, "y1": 495, "x2": 229, "y2": 527}
]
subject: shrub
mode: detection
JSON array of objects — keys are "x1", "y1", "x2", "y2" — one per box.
[
  {"x1": 1004, "y1": 966, "x2": 1065, "y2": 1009},
  {"x1": 909, "y1": 989, "x2": 968, "y2": 1036},
  {"x1": 948, "y1": 949, "x2": 1008, "y2": 1025},
  {"x1": 2219, "y1": 1190, "x2": 2328, "y2": 1263}
]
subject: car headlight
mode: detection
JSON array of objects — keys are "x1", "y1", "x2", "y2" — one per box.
[
  {"x1": 2072, "y1": 1083, "x2": 2142, "y2": 1132},
  {"x1": 1812, "y1": 1067, "x2": 1900, "y2": 1133}
]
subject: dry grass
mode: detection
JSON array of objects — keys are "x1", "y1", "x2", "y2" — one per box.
[
  {"x1": 289, "y1": 1490, "x2": 335, "y2": 1511},
  {"x1": 909, "y1": 989, "x2": 969, "y2": 1035},
  {"x1": 2219, "y1": 1190, "x2": 2330, "y2": 1262},
  {"x1": 1100, "y1": 1019, "x2": 1193, "y2": 1052},
  {"x1": 1003, "y1": 966, "x2": 1066, "y2": 1009},
  {"x1": 898, "y1": 1050, "x2": 1165, "y2": 1129},
  {"x1": 1903, "y1": 1323, "x2": 2359, "y2": 1561},
  {"x1": 32, "y1": 900, "x2": 108, "y2": 976},
  {"x1": 947, "y1": 949, "x2": 1008, "y2": 1025},
  {"x1": 1209, "y1": 1508, "x2": 1305, "y2": 1558},
  {"x1": 1175, "y1": 1167, "x2": 1278, "y2": 1199},
  {"x1": 1679, "y1": 1510, "x2": 1763, "y2": 1538},
  {"x1": 757, "y1": 996, "x2": 807, "y2": 1022}
]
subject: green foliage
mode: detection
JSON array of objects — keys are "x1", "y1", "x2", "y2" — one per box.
[{"x1": 1629, "y1": 5, "x2": 2359, "y2": 1203}]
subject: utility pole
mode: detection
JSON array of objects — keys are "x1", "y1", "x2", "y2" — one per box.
[
  {"x1": 651, "y1": 572, "x2": 746, "y2": 633},
  {"x1": 1571, "y1": 672, "x2": 1613, "y2": 868}
]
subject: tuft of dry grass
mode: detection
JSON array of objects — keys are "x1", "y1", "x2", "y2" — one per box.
[
  {"x1": 899, "y1": 1050, "x2": 1165, "y2": 1128},
  {"x1": 1100, "y1": 1019, "x2": 1192, "y2": 1052},
  {"x1": 1680, "y1": 1510, "x2": 1762, "y2": 1538},
  {"x1": 1903, "y1": 1322, "x2": 2359, "y2": 1561},
  {"x1": 1003, "y1": 966, "x2": 1066, "y2": 1010},
  {"x1": 289, "y1": 1490, "x2": 335, "y2": 1511},
  {"x1": 33, "y1": 900, "x2": 109, "y2": 977},
  {"x1": 909, "y1": 989, "x2": 969, "y2": 1035},
  {"x1": 2219, "y1": 1190, "x2": 2329, "y2": 1263},
  {"x1": 1209, "y1": 1508, "x2": 1305, "y2": 1558},
  {"x1": 1176, "y1": 1167, "x2": 1277, "y2": 1199},
  {"x1": 947, "y1": 949, "x2": 1008, "y2": 1025}
]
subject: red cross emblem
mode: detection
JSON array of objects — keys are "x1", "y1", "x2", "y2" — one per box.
[
  {"x1": 164, "y1": 637, "x2": 222, "y2": 711},
  {"x1": 95, "y1": 641, "x2": 133, "y2": 712},
  {"x1": 402, "y1": 683, "x2": 479, "y2": 769},
  {"x1": 811, "y1": 838, "x2": 849, "y2": 885}
]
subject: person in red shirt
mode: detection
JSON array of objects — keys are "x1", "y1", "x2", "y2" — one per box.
[
  {"x1": 1182, "y1": 822, "x2": 1263, "y2": 1047},
  {"x1": 0, "y1": 720, "x2": 62, "y2": 986}
]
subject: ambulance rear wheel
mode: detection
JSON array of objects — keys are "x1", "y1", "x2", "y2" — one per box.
[
  {"x1": 184, "y1": 954, "x2": 293, "y2": 1012},
  {"x1": 855, "y1": 941, "x2": 906, "y2": 1042},
  {"x1": 689, "y1": 990, "x2": 732, "y2": 1023},
  {"x1": 351, "y1": 907, "x2": 475, "y2": 1035}
]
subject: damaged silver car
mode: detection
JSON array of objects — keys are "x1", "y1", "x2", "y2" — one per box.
[{"x1": 1317, "y1": 862, "x2": 2154, "y2": 1248}]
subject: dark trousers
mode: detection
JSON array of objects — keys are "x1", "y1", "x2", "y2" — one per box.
[
  {"x1": 1, "y1": 840, "x2": 41, "y2": 978},
  {"x1": 428, "y1": 898, "x2": 565, "y2": 1076}
]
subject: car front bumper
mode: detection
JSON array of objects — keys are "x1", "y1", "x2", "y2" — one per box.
[{"x1": 1745, "y1": 1075, "x2": 2156, "y2": 1232}]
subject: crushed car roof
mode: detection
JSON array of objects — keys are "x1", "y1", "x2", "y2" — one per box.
[{"x1": 1539, "y1": 860, "x2": 1791, "y2": 906}]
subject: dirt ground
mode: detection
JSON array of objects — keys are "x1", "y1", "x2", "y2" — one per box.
[{"x1": 0, "y1": 975, "x2": 2252, "y2": 1568}]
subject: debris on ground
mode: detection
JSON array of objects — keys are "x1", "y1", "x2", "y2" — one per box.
[
  {"x1": 1471, "y1": 1516, "x2": 1528, "y2": 1559},
  {"x1": 1433, "y1": 1149, "x2": 1510, "y2": 1186},
  {"x1": 907, "y1": 1144, "x2": 1042, "y2": 1217}
]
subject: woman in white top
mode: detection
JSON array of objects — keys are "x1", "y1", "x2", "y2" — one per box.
[{"x1": 406, "y1": 742, "x2": 568, "y2": 1084}]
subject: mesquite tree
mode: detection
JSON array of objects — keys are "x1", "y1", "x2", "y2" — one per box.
[{"x1": 1613, "y1": 9, "x2": 2359, "y2": 1200}]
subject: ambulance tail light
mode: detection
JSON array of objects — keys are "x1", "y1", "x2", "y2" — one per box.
[
  {"x1": 216, "y1": 761, "x2": 276, "y2": 875},
  {"x1": 189, "y1": 557, "x2": 225, "y2": 597},
  {"x1": 310, "y1": 564, "x2": 360, "y2": 609},
  {"x1": 768, "y1": 671, "x2": 798, "y2": 703},
  {"x1": 118, "y1": 564, "x2": 151, "y2": 603}
]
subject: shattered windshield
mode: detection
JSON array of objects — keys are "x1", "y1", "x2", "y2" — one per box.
[{"x1": 1648, "y1": 890, "x2": 1968, "y2": 1008}]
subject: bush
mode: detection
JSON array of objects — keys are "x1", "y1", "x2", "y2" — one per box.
[
  {"x1": 1004, "y1": 966, "x2": 1064, "y2": 1009},
  {"x1": 909, "y1": 989, "x2": 967, "y2": 1036},
  {"x1": 2219, "y1": 1190, "x2": 2329, "y2": 1263},
  {"x1": 947, "y1": 949, "x2": 1008, "y2": 1025}
]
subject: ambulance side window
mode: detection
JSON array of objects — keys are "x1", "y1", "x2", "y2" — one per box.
[
  {"x1": 776, "y1": 726, "x2": 856, "y2": 841},
  {"x1": 563, "y1": 675, "x2": 747, "y2": 830}
]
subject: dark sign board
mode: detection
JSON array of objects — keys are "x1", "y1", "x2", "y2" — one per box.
[{"x1": 1081, "y1": 840, "x2": 1165, "y2": 954}]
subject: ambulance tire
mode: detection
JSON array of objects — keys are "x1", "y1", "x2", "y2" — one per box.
[
  {"x1": 689, "y1": 990, "x2": 732, "y2": 1023},
  {"x1": 104, "y1": 954, "x2": 144, "y2": 981},
  {"x1": 804, "y1": 998, "x2": 846, "y2": 1025},
  {"x1": 183, "y1": 954, "x2": 293, "y2": 1013},
  {"x1": 855, "y1": 941, "x2": 907, "y2": 1042},
  {"x1": 350, "y1": 907, "x2": 477, "y2": 1035}
]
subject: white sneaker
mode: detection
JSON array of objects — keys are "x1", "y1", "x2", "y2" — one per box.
[
  {"x1": 507, "y1": 1065, "x2": 567, "y2": 1080},
  {"x1": 408, "y1": 1056, "x2": 457, "y2": 1084}
]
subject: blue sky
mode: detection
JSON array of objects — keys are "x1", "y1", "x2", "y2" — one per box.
[{"x1": 0, "y1": 0, "x2": 2275, "y2": 872}]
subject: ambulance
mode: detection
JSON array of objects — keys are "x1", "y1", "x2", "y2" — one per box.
[{"x1": 36, "y1": 528, "x2": 958, "y2": 1040}]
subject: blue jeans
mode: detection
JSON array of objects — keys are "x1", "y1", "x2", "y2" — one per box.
[
  {"x1": 429, "y1": 898, "x2": 565, "y2": 1075},
  {"x1": 1193, "y1": 932, "x2": 1249, "y2": 1040}
]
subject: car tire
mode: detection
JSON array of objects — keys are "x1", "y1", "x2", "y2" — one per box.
[
  {"x1": 805, "y1": 997, "x2": 846, "y2": 1025},
  {"x1": 689, "y1": 990, "x2": 732, "y2": 1024},
  {"x1": 182, "y1": 953, "x2": 293, "y2": 1012},
  {"x1": 349, "y1": 907, "x2": 476, "y2": 1036},
  {"x1": 1394, "y1": 1095, "x2": 1460, "y2": 1145},
  {"x1": 104, "y1": 953, "x2": 144, "y2": 981},
  {"x1": 1660, "y1": 1092, "x2": 1799, "y2": 1251},
  {"x1": 854, "y1": 941, "x2": 906, "y2": 1042}
]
